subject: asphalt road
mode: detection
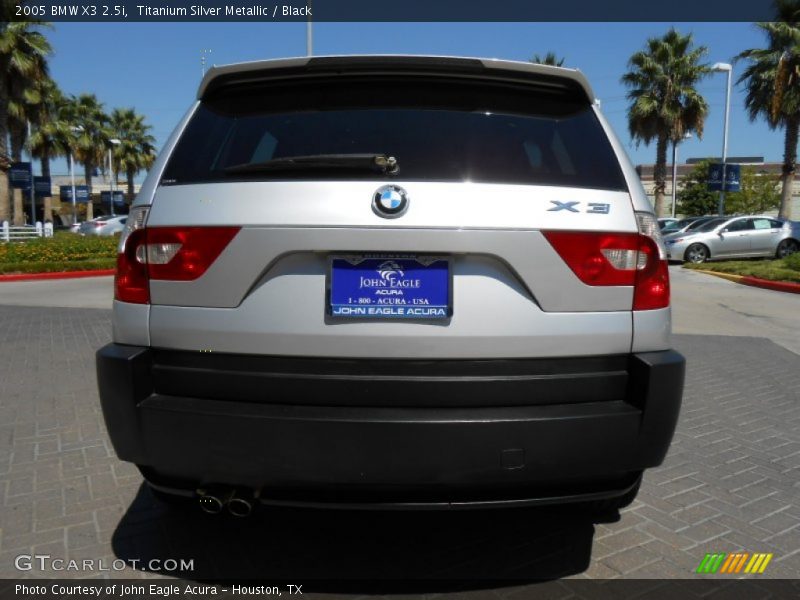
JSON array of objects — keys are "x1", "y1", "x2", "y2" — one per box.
[
  {"x1": 670, "y1": 266, "x2": 800, "y2": 356},
  {"x1": 0, "y1": 276, "x2": 113, "y2": 310}
]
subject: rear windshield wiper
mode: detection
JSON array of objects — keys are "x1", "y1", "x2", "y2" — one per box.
[{"x1": 223, "y1": 154, "x2": 399, "y2": 175}]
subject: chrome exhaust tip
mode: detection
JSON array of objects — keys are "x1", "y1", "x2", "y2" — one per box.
[
  {"x1": 197, "y1": 489, "x2": 226, "y2": 515},
  {"x1": 227, "y1": 492, "x2": 255, "y2": 517}
]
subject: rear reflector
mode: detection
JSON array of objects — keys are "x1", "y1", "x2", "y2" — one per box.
[{"x1": 543, "y1": 217, "x2": 670, "y2": 311}]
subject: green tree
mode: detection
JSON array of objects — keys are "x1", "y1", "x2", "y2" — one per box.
[
  {"x1": 28, "y1": 77, "x2": 71, "y2": 222},
  {"x1": 63, "y1": 94, "x2": 109, "y2": 220},
  {"x1": 108, "y1": 108, "x2": 157, "y2": 201},
  {"x1": 736, "y1": 0, "x2": 800, "y2": 219},
  {"x1": 726, "y1": 167, "x2": 782, "y2": 214},
  {"x1": 531, "y1": 53, "x2": 565, "y2": 67},
  {"x1": 28, "y1": 77, "x2": 70, "y2": 179},
  {"x1": 622, "y1": 29, "x2": 711, "y2": 217},
  {"x1": 0, "y1": 19, "x2": 52, "y2": 224},
  {"x1": 677, "y1": 160, "x2": 719, "y2": 216}
]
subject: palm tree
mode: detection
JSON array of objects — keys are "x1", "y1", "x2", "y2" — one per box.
[
  {"x1": 28, "y1": 77, "x2": 71, "y2": 221},
  {"x1": 64, "y1": 94, "x2": 109, "y2": 220},
  {"x1": 108, "y1": 108, "x2": 157, "y2": 201},
  {"x1": 736, "y1": 0, "x2": 800, "y2": 220},
  {"x1": 622, "y1": 29, "x2": 710, "y2": 217},
  {"x1": 531, "y1": 53, "x2": 565, "y2": 67},
  {"x1": 0, "y1": 20, "x2": 52, "y2": 224},
  {"x1": 28, "y1": 78, "x2": 70, "y2": 179}
]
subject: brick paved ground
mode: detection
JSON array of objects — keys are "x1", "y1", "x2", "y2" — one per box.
[{"x1": 0, "y1": 304, "x2": 798, "y2": 590}]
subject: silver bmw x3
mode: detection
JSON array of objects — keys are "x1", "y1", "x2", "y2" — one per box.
[{"x1": 97, "y1": 55, "x2": 685, "y2": 515}]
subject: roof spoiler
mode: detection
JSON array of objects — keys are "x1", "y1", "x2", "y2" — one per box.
[{"x1": 198, "y1": 55, "x2": 595, "y2": 103}]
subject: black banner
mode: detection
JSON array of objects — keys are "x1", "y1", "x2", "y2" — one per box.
[
  {"x1": 6, "y1": 0, "x2": 783, "y2": 22},
  {"x1": 2, "y1": 579, "x2": 800, "y2": 599}
]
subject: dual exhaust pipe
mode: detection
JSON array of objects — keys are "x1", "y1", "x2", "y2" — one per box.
[{"x1": 197, "y1": 488, "x2": 256, "y2": 517}]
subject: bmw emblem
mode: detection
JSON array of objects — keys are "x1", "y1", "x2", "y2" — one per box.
[{"x1": 372, "y1": 185, "x2": 409, "y2": 218}]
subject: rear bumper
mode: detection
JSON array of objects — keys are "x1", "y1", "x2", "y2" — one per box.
[{"x1": 96, "y1": 345, "x2": 685, "y2": 508}]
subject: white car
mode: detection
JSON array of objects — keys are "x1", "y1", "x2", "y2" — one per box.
[{"x1": 78, "y1": 215, "x2": 127, "y2": 236}]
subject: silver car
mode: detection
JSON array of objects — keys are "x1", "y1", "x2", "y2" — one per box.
[
  {"x1": 78, "y1": 215, "x2": 127, "y2": 236},
  {"x1": 96, "y1": 55, "x2": 685, "y2": 515},
  {"x1": 665, "y1": 215, "x2": 800, "y2": 263}
]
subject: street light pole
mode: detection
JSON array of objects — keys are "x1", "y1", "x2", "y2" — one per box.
[
  {"x1": 69, "y1": 125, "x2": 84, "y2": 225},
  {"x1": 671, "y1": 132, "x2": 692, "y2": 218},
  {"x1": 713, "y1": 62, "x2": 733, "y2": 217},
  {"x1": 69, "y1": 152, "x2": 77, "y2": 224},
  {"x1": 108, "y1": 139, "x2": 121, "y2": 216},
  {"x1": 27, "y1": 121, "x2": 36, "y2": 225},
  {"x1": 201, "y1": 49, "x2": 212, "y2": 77}
]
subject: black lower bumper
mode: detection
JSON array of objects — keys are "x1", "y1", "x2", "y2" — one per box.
[{"x1": 96, "y1": 345, "x2": 684, "y2": 508}]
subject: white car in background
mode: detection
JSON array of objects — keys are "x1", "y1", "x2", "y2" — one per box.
[{"x1": 78, "y1": 215, "x2": 127, "y2": 236}]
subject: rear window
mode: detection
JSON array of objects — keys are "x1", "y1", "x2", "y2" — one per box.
[{"x1": 162, "y1": 77, "x2": 627, "y2": 191}]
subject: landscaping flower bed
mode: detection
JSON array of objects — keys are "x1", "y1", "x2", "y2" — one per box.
[{"x1": 0, "y1": 232, "x2": 118, "y2": 274}]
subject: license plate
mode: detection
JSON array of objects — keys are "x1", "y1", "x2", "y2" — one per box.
[{"x1": 329, "y1": 255, "x2": 451, "y2": 319}]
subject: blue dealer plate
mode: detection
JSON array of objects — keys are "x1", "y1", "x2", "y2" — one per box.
[{"x1": 329, "y1": 255, "x2": 451, "y2": 319}]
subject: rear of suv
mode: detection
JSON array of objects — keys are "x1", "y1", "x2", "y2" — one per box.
[{"x1": 96, "y1": 55, "x2": 685, "y2": 513}]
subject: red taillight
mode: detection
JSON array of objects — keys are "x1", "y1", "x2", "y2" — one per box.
[
  {"x1": 541, "y1": 231, "x2": 640, "y2": 286},
  {"x1": 633, "y1": 235, "x2": 670, "y2": 310},
  {"x1": 542, "y1": 227, "x2": 670, "y2": 311},
  {"x1": 145, "y1": 227, "x2": 240, "y2": 281},
  {"x1": 114, "y1": 217, "x2": 240, "y2": 304},
  {"x1": 115, "y1": 228, "x2": 149, "y2": 303}
]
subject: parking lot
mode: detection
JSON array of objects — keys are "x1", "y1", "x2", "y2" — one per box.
[{"x1": 0, "y1": 267, "x2": 798, "y2": 590}]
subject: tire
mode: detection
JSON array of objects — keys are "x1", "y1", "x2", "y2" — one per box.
[
  {"x1": 586, "y1": 473, "x2": 643, "y2": 514},
  {"x1": 684, "y1": 243, "x2": 709, "y2": 264},
  {"x1": 776, "y1": 239, "x2": 799, "y2": 259}
]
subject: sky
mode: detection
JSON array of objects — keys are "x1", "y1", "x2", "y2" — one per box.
[{"x1": 42, "y1": 21, "x2": 785, "y2": 178}]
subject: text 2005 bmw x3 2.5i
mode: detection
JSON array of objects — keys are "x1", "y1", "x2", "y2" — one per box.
[{"x1": 96, "y1": 55, "x2": 685, "y2": 516}]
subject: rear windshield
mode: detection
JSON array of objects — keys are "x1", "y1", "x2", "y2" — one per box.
[{"x1": 162, "y1": 77, "x2": 627, "y2": 191}]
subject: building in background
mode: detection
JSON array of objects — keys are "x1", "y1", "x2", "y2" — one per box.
[{"x1": 635, "y1": 157, "x2": 800, "y2": 217}]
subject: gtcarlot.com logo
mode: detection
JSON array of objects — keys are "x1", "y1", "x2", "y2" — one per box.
[
  {"x1": 696, "y1": 552, "x2": 774, "y2": 574},
  {"x1": 15, "y1": 554, "x2": 194, "y2": 573}
]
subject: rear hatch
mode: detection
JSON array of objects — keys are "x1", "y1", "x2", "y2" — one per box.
[{"x1": 118, "y1": 57, "x2": 667, "y2": 358}]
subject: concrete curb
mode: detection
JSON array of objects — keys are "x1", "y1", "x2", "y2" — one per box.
[
  {"x1": 688, "y1": 268, "x2": 800, "y2": 294},
  {"x1": 740, "y1": 276, "x2": 800, "y2": 294},
  {"x1": 0, "y1": 269, "x2": 115, "y2": 282}
]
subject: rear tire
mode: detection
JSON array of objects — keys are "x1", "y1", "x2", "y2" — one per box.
[
  {"x1": 776, "y1": 239, "x2": 799, "y2": 259},
  {"x1": 684, "y1": 243, "x2": 709, "y2": 264}
]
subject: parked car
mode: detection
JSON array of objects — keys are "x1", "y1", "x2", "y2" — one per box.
[
  {"x1": 96, "y1": 55, "x2": 685, "y2": 516},
  {"x1": 660, "y1": 215, "x2": 718, "y2": 237},
  {"x1": 665, "y1": 215, "x2": 800, "y2": 263},
  {"x1": 658, "y1": 217, "x2": 679, "y2": 230},
  {"x1": 78, "y1": 215, "x2": 127, "y2": 236}
]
